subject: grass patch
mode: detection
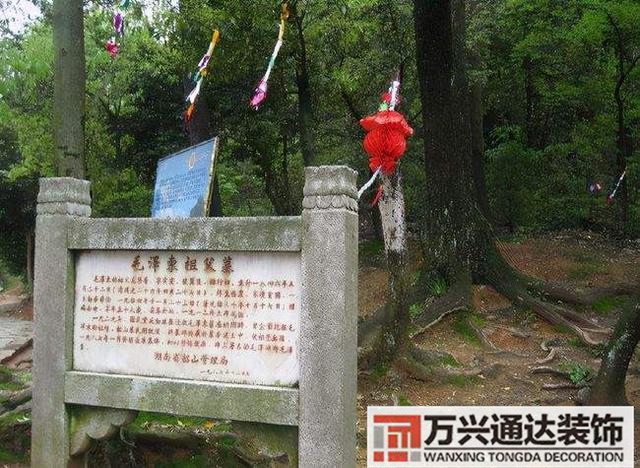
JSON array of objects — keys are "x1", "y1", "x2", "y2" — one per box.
[
  {"x1": 0, "y1": 410, "x2": 30, "y2": 429},
  {"x1": 552, "y1": 323, "x2": 572, "y2": 335},
  {"x1": 131, "y1": 411, "x2": 227, "y2": 432},
  {"x1": 446, "y1": 374, "x2": 481, "y2": 388},
  {"x1": 0, "y1": 381, "x2": 23, "y2": 392},
  {"x1": 452, "y1": 313, "x2": 482, "y2": 347},
  {"x1": 570, "y1": 251, "x2": 598, "y2": 263},
  {"x1": 398, "y1": 395, "x2": 413, "y2": 406},
  {"x1": 558, "y1": 361, "x2": 595, "y2": 386},
  {"x1": 0, "y1": 260, "x2": 23, "y2": 293},
  {"x1": 410, "y1": 270, "x2": 421, "y2": 287},
  {"x1": 428, "y1": 277, "x2": 447, "y2": 297},
  {"x1": 0, "y1": 447, "x2": 23, "y2": 463},
  {"x1": 568, "y1": 257, "x2": 606, "y2": 280},
  {"x1": 470, "y1": 313, "x2": 485, "y2": 328},
  {"x1": 371, "y1": 362, "x2": 390, "y2": 381},
  {"x1": 568, "y1": 337, "x2": 607, "y2": 358},
  {"x1": 440, "y1": 354, "x2": 462, "y2": 368},
  {"x1": 592, "y1": 295, "x2": 630, "y2": 314},
  {"x1": 409, "y1": 303, "x2": 423, "y2": 320}
]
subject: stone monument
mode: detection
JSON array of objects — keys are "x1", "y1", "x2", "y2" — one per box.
[{"x1": 31, "y1": 166, "x2": 358, "y2": 467}]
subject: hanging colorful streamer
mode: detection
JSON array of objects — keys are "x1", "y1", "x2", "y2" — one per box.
[
  {"x1": 250, "y1": 2, "x2": 290, "y2": 110},
  {"x1": 357, "y1": 76, "x2": 414, "y2": 203},
  {"x1": 184, "y1": 30, "x2": 221, "y2": 124},
  {"x1": 606, "y1": 169, "x2": 626, "y2": 205},
  {"x1": 105, "y1": 0, "x2": 130, "y2": 58}
]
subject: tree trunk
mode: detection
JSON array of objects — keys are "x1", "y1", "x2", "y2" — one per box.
[
  {"x1": 52, "y1": 0, "x2": 85, "y2": 178},
  {"x1": 256, "y1": 131, "x2": 293, "y2": 216},
  {"x1": 614, "y1": 80, "x2": 628, "y2": 238},
  {"x1": 523, "y1": 57, "x2": 536, "y2": 148},
  {"x1": 183, "y1": 79, "x2": 223, "y2": 217},
  {"x1": 26, "y1": 230, "x2": 34, "y2": 289},
  {"x1": 588, "y1": 298, "x2": 640, "y2": 406},
  {"x1": 414, "y1": 0, "x2": 484, "y2": 281},
  {"x1": 469, "y1": 56, "x2": 491, "y2": 221},
  {"x1": 376, "y1": 172, "x2": 411, "y2": 362},
  {"x1": 292, "y1": 8, "x2": 316, "y2": 167}
]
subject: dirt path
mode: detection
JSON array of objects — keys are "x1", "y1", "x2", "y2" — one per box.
[{"x1": 356, "y1": 230, "x2": 640, "y2": 467}]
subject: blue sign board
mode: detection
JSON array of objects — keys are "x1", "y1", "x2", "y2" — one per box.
[{"x1": 151, "y1": 138, "x2": 219, "y2": 218}]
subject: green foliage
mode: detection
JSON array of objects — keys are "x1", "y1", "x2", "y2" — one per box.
[
  {"x1": 477, "y1": 0, "x2": 640, "y2": 237},
  {"x1": 427, "y1": 277, "x2": 447, "y2": 297},
  {"x1": 409, "y1": 303, "x2": 423, "y2": 320},
  {"x1": 592, "y1": 295, "x2": 631, "y2": 314},
  {"x1": 568, "y1": 337, "x2": 607, "y2": 358},
  {"x1": 397, "y1": 395, "x2": 413, "y2": 406},
  {"x1": 451, "y1": 313, "x2": 482, "y2": 347},
  {"x1": 558, "y1": 361, "x2": 595, "y2": 386},
  {"x1": 371, "y1": 362, "x2": 390, "y2": 381},
  {"x1": 1, "y1": 0, "x2": 639, "y2": 276},
  {"x1": 439, "y1": 354, "x2": 462, "y2": 368}
]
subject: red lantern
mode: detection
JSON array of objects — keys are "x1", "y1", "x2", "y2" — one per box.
[{"x1": 360, "y1": 110, "x2": 413, "y2": 174}]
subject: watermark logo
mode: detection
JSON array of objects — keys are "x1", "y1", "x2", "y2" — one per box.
[
  {"x1": 367, "y1": 406, "x2": 634, "y2": 467},
  {"x1": 372, "y1": 414, "x2": 422, "y2": 462}
]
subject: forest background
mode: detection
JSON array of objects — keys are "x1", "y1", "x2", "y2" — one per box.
[{"x1": 0, "y1": 0, "x2": 638, "y2": 284}]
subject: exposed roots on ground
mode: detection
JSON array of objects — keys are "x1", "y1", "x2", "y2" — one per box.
[
  {"x1": 411, "y1": 275, "x2": 472, "y2": 338},
  {"x1": 531, "y1": 366, "x2": 571, "y2": 379},
  {"x1": 532, "y1": 283, "x2": 639, "y2": 306},
  {"x1": 357, "y1": 236, "x2": 629, "y2": 377},
  {"x1": 496, "y1": 239, "x2": 639, "y2": 306},
  {"x1": 395, "y1": 344, "x2": 482, "y2": 382},
  {"x1": 535, "y1": 347, "x2": 558, "y2": 365},
  {"x1": 483, "y1": 248, "x2": 612, "y2": 345},
  {"x1": 542, "y1": 383, "x2": 580, "y2": 391}
]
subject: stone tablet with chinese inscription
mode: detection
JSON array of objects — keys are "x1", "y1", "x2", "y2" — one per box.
[{"x1": 73, "y1": 250, "x2": 300, "y2": 386}]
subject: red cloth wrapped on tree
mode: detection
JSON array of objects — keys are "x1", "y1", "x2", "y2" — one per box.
[{"x1": 360, "y1": 110, "x2": 414, "y2": 174}]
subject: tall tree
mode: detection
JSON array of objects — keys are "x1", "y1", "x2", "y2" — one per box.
[
  {"x1": 415, "y1": 0, "x2": 478, "y2": 282},
  {"x1": 407, "y1": 0, "x2": 624, "y2": 361},
  {"x1": 290, "y1": 1, "x2": 316, "y2": 167},
  {"x1": 52, "y1": 0, "x2": 85, "y2": 178},
  {"x1": 588, "y1": 297, "x2": 640, "y2": 405},
  {"x1": 596, "y1": 2, "x2": 639, "y2": 237}
]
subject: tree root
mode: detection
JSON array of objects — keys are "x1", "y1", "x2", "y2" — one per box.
[
  {"x1": 496, "y1": 239, "x2": 638, "y2": 306},
  {"x1": 395, "y1": 344, "x2": 481, "y2": 382},
  {"x1": 469, "y1": 321, "x2": 497, "y2": 350},
  {"x1": 531, "y1": 366, "x2": 571, "y2": 379},
  {"x1": 411, "y1": 275, "x2": 472, "y2": 338},
  {"x1": 485, "y1": 250, "x2": 611, "y2": 345},
  {"x1": 542, "y1": 383, "x2": 580, "y2": 391},
  {"x1": 532, "y1": 283, "x2": 638, "y2": 307},
  {"x1": 535, "y1": 348, "x2": 558, "y2": 365}
]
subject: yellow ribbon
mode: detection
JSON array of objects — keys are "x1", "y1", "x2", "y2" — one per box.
[{"x1": 278, "y1": 2, "x2": 289, "y2": 41}]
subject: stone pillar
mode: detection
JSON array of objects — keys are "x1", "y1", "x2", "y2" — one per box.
[
  {"x1": 32, "y1": 178, "x2": 91, "y2": 468},
  {"x1": 299, "y1": 166, "x2": 358, "y2": 468}
]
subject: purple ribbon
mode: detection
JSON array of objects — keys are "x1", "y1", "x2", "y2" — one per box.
[{"x1": 114, "y1": 12, "x2": 124, "y2": 36}]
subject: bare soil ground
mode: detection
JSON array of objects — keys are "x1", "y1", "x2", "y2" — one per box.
[{"x1": 357, "y1": 230, "x2": 640, "y2": 467}]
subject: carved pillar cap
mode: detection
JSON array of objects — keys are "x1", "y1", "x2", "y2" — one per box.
[
  {"x1": 37, "y1": 177, "x2": 91, "y2": 216},
  {"x1": 302, "y1": 166, "x2": 358, "y2": 212}
]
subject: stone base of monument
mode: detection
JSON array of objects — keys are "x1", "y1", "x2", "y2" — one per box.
[{"x1": 31, "y1": 167, "x2": 358, "y2": 467}]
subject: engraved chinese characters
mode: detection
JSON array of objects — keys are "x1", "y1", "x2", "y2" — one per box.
[{"x1": 73, "y1": 250, "x2": 300, "y2": 386}]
